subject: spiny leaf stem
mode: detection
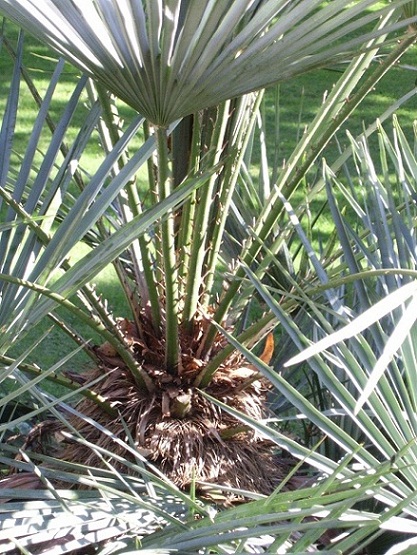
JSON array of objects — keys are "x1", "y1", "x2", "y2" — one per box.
[
  {"x1": 0, "y1": 274, "x2": 153, "y2": 392},
  {"x1": 155, "y1": 125, "x2": 180, "y2": 373},
  {"x1": 0, "y1": 354, "x2": 117, "y2": 416},
  {"x1": 200, "y1": 29, "x2": 417, "y2": 357}
]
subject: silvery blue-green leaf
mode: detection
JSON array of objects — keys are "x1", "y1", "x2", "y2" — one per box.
[
  {"x1": 0, "y1": 0, "x2": 414, "y2": 125},
  {"x1": 355, "y1": 293, "x2": 417, "y2": 414},
  {"x1": 285, "y1": 281, "x2": 417, "y2": 367}
]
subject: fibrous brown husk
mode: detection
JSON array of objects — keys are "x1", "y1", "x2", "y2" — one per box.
[
  {"x1": 56, "y1": 313, "x2": 288, "y2": 498},
  {"x1": 60, "y1": 372, "x2": 281, "y2": 495}
]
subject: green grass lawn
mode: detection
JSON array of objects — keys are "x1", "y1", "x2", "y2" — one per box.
[{"x1": 266, "y1": 56, "x2": 417, "y2": 241}]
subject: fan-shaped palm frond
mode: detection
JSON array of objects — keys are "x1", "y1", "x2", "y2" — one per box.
[{"x1": 0, "y1": 0, "x2": 415, "y2": 125}]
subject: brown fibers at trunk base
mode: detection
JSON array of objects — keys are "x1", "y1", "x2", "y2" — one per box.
[
  {"x1": 10, "y1": 316, "x2": 296, "y2": 500},
  {"x1": 60, "y1": 361, "x2": 284, "y2": 497}
]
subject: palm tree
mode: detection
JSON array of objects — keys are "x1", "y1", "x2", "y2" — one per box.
[{"x1": 0, "y1": 0, "x2": 416, "y2": 503}]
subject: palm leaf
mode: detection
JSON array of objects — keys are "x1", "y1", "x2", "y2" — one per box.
[{"x1": 0, "y1": 1, "x2": 415, "y2": 125}]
